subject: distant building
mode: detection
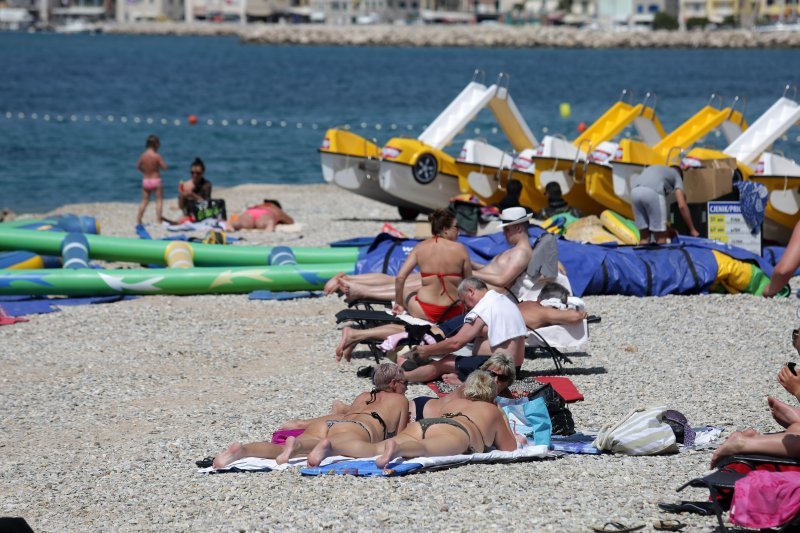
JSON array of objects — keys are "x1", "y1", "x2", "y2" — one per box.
[{"x1": 118, "y1": 0, "x2": 185, "y2": 21}]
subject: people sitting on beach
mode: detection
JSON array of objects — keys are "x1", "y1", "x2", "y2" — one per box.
[
  {"x1": 711, "y1": 328, "x2": 800, "y2": 467},
  {"x1": 411, "y1": 353, "x2": 517, "y2": 420},
  {"x1": 392, "y1": 209, "x2": 471, "y2": 323},
  {"x1": 178, "y1": 157, "x2": 213, "y2": 217},
  {"x1": 228, "y1": 199, "x2": 294, "y2": 232},
  {"x1": 212, "y1": 363, "x2": 409, "y2": 468},
  {"x1": 326, "y1": 206, "x2": 567, "y2": 305},
  {"x1": 306, "y1": 370, "x2": 518, "y2": 468},
  {"x1": 534, "y1": 182, "x2": 583, "y2": 220},
  {"x1": 136, "y1": 134, "x2": 168, "y2": 226}
]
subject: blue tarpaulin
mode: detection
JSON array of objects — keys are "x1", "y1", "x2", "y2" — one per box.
[{"x1": 354, "y1": 228, "x2": 775, "y2": 297}]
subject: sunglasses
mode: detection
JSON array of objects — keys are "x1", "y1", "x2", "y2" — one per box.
[{"x1": 488, "y1": 370, "x2": 511, "y2": 382}]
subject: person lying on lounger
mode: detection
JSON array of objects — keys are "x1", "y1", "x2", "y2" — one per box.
[
  {"x1": 336, "y1": 280, "x2": 585, "y2": 376},
  {"x1": 306, "y1": 370, "x2": 518, "y2": 468},
  {"x1": 212, "y1": 363, "x2": 409, "y2": 468},
  {"x1": 392, "y1": 208, "x2": 471, "y2": 324}
]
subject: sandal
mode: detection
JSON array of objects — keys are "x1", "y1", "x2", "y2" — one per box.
[
  {"x1": 653, "y1": 519, "x2": 687, "y2": 531},
  {"x1": 591, "y1": 523, "x2": 645, "y2": 533}
]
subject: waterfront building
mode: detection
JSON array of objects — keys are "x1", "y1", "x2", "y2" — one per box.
[{"x1": 117, "y1": 0, "x2": 184, "y2": 21}]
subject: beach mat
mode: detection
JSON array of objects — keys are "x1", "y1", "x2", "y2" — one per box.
[
  {"x1": 550, "y1": 426, "x2": 724, "y2": 455},
  {"x1": 428, "y1": 376, "x2": 584, "y2": 403},
  {"x1": 248, "y1": 290, "x2": 323, "y2": 301},
  {"x1": 199, "y1": 443, "x2": 554, "y2": 476},
  {"x1": 0, "y1": 295, "x2": 135, "y2": 316}
]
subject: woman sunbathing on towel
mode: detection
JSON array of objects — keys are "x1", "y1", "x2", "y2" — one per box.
[
  {"x1": 228, "y1": 199, "x2": 294, "y2": 232},
  {"x1": 305, "y1": 370, "x2": 518, "y2": 468},
  {"x1": 212, "y1": 363, "x2": 409, "y2": 468}
]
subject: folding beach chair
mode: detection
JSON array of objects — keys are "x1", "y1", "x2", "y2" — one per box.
[{"x1": 526, "y1": 317, "x2": 596, "y2": 374}]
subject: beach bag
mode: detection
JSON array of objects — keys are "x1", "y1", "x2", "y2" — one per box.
[
  {"x1": 497, "y1": 396, "x2": 552, "y2": 446},
  {"x1": 192, "y1": 199, "x2": 227, "y2": 222},
  {"x1": 528, "y1": 383, "x2": 575, "y2": 436},
  {"x1": 593, "y1": 406, "x2": 678, "y2": 455}
]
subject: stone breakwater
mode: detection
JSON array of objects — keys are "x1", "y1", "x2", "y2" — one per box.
[{"x1": 104, "y1": 22, "x2": 800, "y2": 48}]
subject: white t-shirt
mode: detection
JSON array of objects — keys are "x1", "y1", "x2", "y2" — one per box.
[{"x1": 464, "y1": 289, "x2": 527, "y2": 349}]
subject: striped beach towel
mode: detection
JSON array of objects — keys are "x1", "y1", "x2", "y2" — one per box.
[{"x1": 593, "y1": 406, "x2": 678, "y2": 455}]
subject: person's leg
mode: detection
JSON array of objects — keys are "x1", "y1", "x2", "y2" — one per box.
[
  {"x1": 255, "y1": 214, "x2": 278, "y2": 232},
  {"x1": 213, "y1": 441, "x2": 285, "y2": 468},
  {"x1": 341, "y1": 274, "x2": 423, "y2": 302},
  {"x1": 155, "y1": 185, "x2": 164, "y2": 224},
  {"x1": 652, "y1": 193, "x2": 669, "y2": 244},
  {"x1": 136, "y1": 188, "x2": 150, "y2": 225},
  {"x1": 631, "y1": 187, "x2": 651, "y2": 245},
  {"x1": 400, "y1": 355, "x2": 456, "y2": 383},
  {"x1": 711, "y1": 423, "x2": 800, "y2": 467},
  {"x1": 336, "y1": 324, "x2": 404, "y2": 362},
  {"x1": 376, "y1": 425, "x2": 468, "y2": 468},
  {"x1": 769, "y1": 396, "x2": 800, "y2": 428},
  {"x1": 308, "y1": 436, "x2": 384, "y2": 467},
  {"x1": 639, "y1": 228, "x2": 651, "y2": 245}
]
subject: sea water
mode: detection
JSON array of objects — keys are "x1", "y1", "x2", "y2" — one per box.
[{"x1": 1, "y1": 32, "x2": 799, "y2": 213}]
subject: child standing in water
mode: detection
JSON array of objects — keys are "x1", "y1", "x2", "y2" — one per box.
[{"x1": 136, "y1": 134, "x2": 168, "y2": 225}]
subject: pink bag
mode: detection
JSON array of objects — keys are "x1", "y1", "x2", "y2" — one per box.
[{"x1": 732, "y1": 471, "x2": 800, "y2": 529}]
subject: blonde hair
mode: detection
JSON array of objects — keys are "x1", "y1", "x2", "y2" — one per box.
[
  {"x1": 463, "y1": 370, "x2": 497, "y2": 402},
  {"x1": 373, "y1": 363, "x2": 405, "y2": 392},
  {"x1": 481, "y1": 353, "x2": 515, "y2": 386}
]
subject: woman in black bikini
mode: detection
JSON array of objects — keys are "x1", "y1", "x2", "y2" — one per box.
[
  {"x1": 212, "y1": 364, "x2": 409, "y2": 468},
  {"x1": 306, "y1": 371, "x2": 518, "y2": 468}
]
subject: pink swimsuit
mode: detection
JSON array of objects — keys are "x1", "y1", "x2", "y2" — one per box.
[
  {"x1": 142, "y1": 177, "x2": 162, "y2": 191},
  {"x1": 245, "y1": 206, "x2": 274, "y2": 220}
]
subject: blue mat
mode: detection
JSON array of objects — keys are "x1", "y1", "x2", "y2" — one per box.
[
  {"x1": 248, "y1": 290, "x2": 323, "y2": 301},
  {"x1": 550, "y1": 433, "x2": 602, "y2": 455},
  {"x1": 300, "y1": 459, "x2": 423, "y2": 477},
  {"x1": 0, "y1": 295, "x2": 135, "y2": 316}
]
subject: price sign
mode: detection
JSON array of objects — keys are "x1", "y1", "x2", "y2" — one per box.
[{"x1": 707, "y1": 201, "x2": 761, "y2": 255}]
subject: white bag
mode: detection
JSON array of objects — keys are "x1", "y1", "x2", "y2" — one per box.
[{"x1": 593, "y1": 406, "x2": 678, "y2": 455}]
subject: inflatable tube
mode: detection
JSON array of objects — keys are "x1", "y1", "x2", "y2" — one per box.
[
  {"x1": 600, "y1": 210, "x2": 640, "y2": 246},
  {"x1": 61, "y1": 233, "x2": 90, "y2": 270},
  {"x1": 0, "y1": 262, "x2": 355, "y2": 296},
  {"x1": 0, "y1": 227, "x2": 358, "y2": 266},
  {"x1": 165, "y1": 241, "x2": 194, "y2": 268},
  {"x1": 0, "y1": 215, "x2": 99, "y2": 234},
  {"x1": 564, "y1": 216, "x2": 621, "y2": 245},
  {"x1": 268, "y1": 246, "x2": 297, "y2": 266},
  {"x1": 1, "y1": 251, "x2": 46, "y2": 270}
]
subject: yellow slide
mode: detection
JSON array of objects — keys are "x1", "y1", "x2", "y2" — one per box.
[{"x1": 574, "y1": 101, "x2": 665, "y2": 151}]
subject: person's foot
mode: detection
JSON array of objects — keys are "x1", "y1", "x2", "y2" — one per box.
[
  {"x1": 276, "y1": 436, "x2": 298, "y2": 464},
  {"x1": 340, "y1": 279, "x2": 367, "y2": 303},
  {"x1": 324, "y1": 273, "x2": 346, "y2": 295},
  {"x1": 442, "y1": 373, "x2": 463, "y2": 386},
  {"x1": 307, "y1": 438, "x2": 331, "y2": 467},
  {"x1": 710, "y1": 431, "x2": 746, "y2": 468},
  {"x1": 335, "y1": 327, "x2": 356, "y2": 363},
  {"x1": 376, "y1": 439, "x2": 397, "y2": 469},
  {"x1": 213, "y1": 442, "x2": 245, "y2": 468},
  {"x1": 768, "y1": 396, "x2": 800, "y2": 428}
]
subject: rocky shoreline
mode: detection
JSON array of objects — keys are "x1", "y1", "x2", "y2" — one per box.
[{"x1": 102, "y1": 22, "x2": 800, "y2": 48}]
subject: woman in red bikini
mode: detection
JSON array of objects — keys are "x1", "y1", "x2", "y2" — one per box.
[{"x1": 392, "y1": 209, "x2": 471, "y2": 323}]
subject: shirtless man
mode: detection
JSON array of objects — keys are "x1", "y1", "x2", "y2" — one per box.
[{"x1": 136, "y1": 134, "x2": 168, "y2": 225}]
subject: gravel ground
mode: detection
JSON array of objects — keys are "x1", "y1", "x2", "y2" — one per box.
[{"x1": 2, "y1": 183, "x2": 798, "y2": 531}]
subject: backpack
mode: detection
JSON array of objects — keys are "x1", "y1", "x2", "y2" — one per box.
[{"x1": 528, "y1": 382, "x2": 575, "y2": 436}]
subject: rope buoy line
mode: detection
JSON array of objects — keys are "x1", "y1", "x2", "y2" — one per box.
[{"x1": 4, "y1": 110, "x2": 800, "y2": 143}]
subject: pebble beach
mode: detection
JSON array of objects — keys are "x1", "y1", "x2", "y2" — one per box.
[{"x1": 2, "y1": 183, "x2": 799, "y2": 531}]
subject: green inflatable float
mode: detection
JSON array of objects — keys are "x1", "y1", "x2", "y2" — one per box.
[{"x1": 0, "y1": 227, "x2": 358, "y2": 267}]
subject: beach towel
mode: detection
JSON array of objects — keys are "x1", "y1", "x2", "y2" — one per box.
[
  {"x1": 731, "y1": 471, "x2": 800, "y2": 529},
  {"x1": 0, "y1": 295, "x2": 133, "y2": 316},
  {"x1": 0, "y1": 304, "x2": 29, "y2": 326},
  {"x1": 198, "y1": 443, "x2": 553, "y2": 477},
  {"x1": 427, "y1": 376, "x2": 583, "y2": 403},
  {"x1": 551, "y1": 426, "x2": 722, "y2": 455}
]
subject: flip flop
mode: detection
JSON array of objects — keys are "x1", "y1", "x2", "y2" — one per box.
[
  {"x1": 653, "y1": 519, "x2": 687, "y2": 531},
  {"x1": 591, "y1": 523, "x2": 645, "y2": 533}
]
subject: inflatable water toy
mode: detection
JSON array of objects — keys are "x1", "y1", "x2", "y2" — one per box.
[
  {"x1": 600, "y1": 210, "x2": 640, "y2": 245},
  {"x1": 0, "y1": 262, "x2": 355, "y2": 296},
  {"x1": 0, "y1": 227, "x2": 358, "y2": 267},
  {"x1": 0, "y1": 214, "x2": 100, "y2": 234},
  {"x1": 0, "y1": 251, "x2": 61, "y2": 270}
]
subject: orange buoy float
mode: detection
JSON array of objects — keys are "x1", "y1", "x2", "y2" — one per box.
[
  {"x1": 577, "y1": 121, "x2": 587, "y2": 133},
  {"x1": 188, "y1": 114, "x2": 198, "y2": 125}
]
